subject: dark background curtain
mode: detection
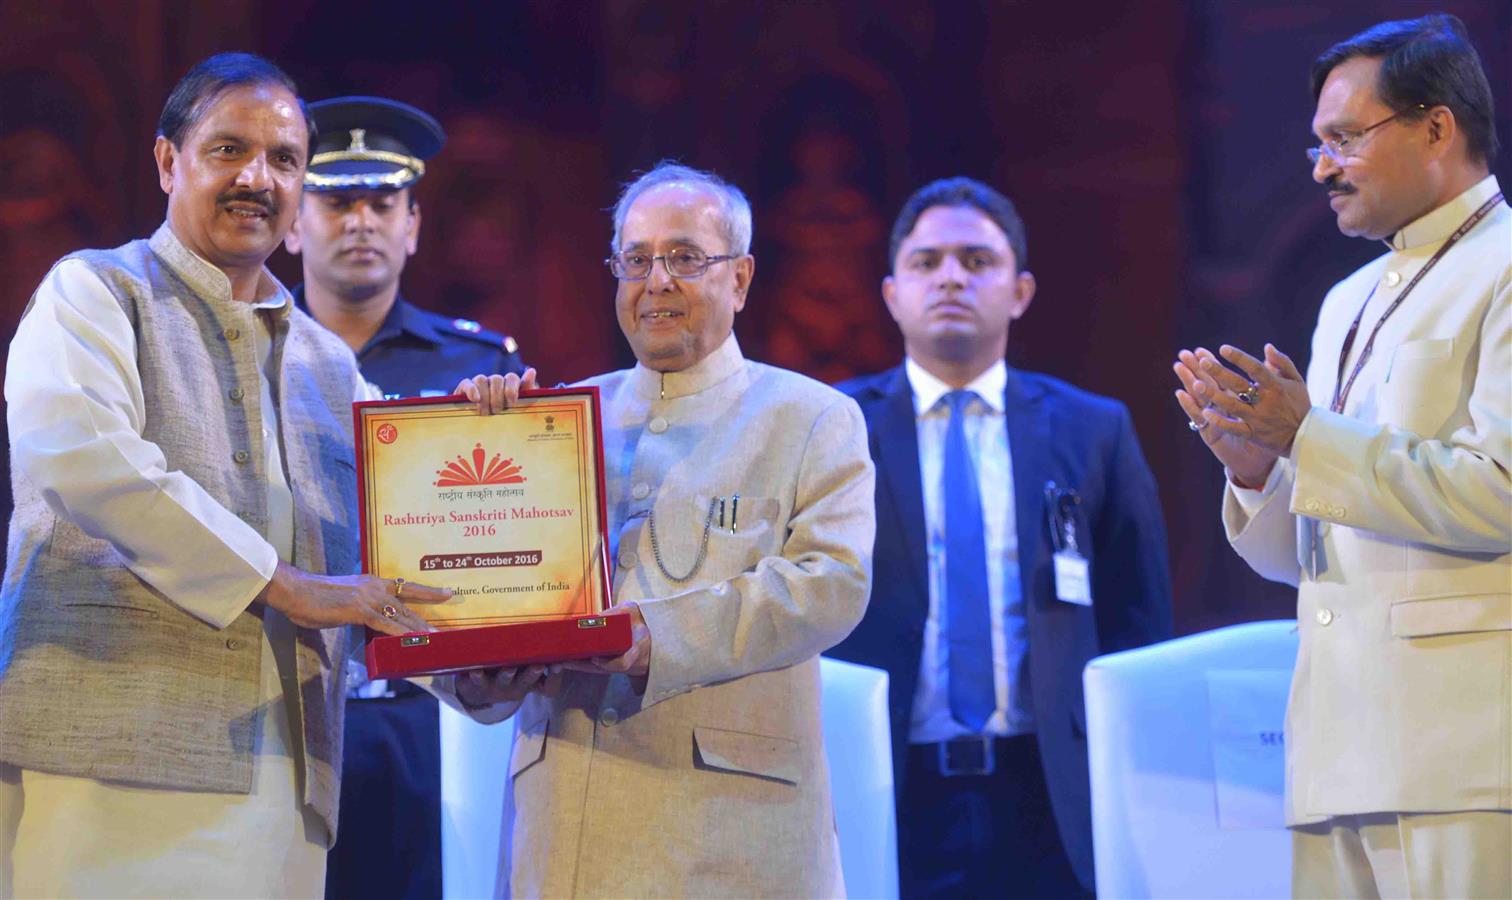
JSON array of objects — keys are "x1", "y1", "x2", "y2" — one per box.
[{"x1": 1, "y1": 0, "x2": 1506, "y2": 633}]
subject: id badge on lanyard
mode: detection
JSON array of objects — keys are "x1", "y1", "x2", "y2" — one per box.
[{"x1": 1046, "y1": 481, "x2": 1092, "y2": 606}]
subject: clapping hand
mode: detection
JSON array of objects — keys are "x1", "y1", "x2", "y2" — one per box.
[{"x1": 1173, "y1": 343, "x2": 1311, "y2": 488}]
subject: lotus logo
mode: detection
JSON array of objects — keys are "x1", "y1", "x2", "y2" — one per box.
[{"x1": 434, "y1": 443, "x2": 526, "y2": 487}]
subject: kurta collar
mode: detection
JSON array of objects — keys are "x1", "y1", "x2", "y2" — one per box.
[
  {"x1": 149, "y1": 223, "x2": 290, "y2": 315},
  {"x1": 1387, "y1": 174, "x2": 1501, "y2": 251},
  {"x1": 902, "y1": 357, "x2": 1007, "y2": 416},
  {"x1": 628, "y1": 332, "x2": 745, "y2": 401}
]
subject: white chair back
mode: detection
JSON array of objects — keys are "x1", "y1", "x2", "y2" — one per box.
[
  {"x1": 820, "y1": 657, "x2": 899, "y2": 900},
  {"x1": 1083, "y1": 620, "x2": 1297, "y2": 899}
]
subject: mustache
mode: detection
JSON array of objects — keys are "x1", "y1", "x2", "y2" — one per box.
[
  {"x1": 217, "y1": 190, "x2": 277, "y2": 215},
  {"x1": 1325, "y1": 174, "x2": 1355, "y2": 194}
]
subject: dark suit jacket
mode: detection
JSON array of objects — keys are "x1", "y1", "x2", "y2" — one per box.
[{"x1": 826, "y1": 363, "x2": 1172, "y2": 890}]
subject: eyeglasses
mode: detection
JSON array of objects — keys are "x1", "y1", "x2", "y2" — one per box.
[
  {"x1": 605, "y1": 248, "x2": 738, "y2": 281},
  {"x1": 1306, "y1": 104, "x2": 1426, "y2": 165}
]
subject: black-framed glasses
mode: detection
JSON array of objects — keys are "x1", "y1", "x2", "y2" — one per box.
[
  {"x1": 1306, "y1": 103, "x2": 1427, "y2": 165},
  {"x1": 605, "y1": 248, "x2": 738, "y2": 281}
]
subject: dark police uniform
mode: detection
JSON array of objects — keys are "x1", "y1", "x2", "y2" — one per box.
[
  {"x1": 292, "y1": 286, "x2": 525, "y2": 398},
  {"x1": 297, "y1": 96, "x2": 527, "y2": 900},
  {"x1": 295, "y1": 290, "x2": 523, "y2": 900}
]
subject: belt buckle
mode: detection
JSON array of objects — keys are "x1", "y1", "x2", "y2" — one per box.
[{"x1": 937, "y1": 736, "x2": 995, "y2": 777}]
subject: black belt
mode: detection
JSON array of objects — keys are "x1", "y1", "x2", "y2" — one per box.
[{"x1": 910, "y1": 734, "x2": 1035, "y2": 778}]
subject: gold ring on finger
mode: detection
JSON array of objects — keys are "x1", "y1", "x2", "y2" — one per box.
[
  {"x1": 1237, "y1": 383, "x2": 1261, "y2": 406},
  {"x1": 394, "y1": 577, "x2": 406, "y2": 599},
  {"x1": 382, "y1": 604, "x2": 399, "y2": 619}
]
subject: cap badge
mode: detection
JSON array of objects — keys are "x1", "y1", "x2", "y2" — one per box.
[{"x1": 348, "y1": 128, "x2": 368, "y2": 153}]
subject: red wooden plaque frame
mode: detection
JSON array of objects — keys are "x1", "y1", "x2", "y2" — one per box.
[{"x1": 353, "y1": 387, "x2": 627, "y2": 677}]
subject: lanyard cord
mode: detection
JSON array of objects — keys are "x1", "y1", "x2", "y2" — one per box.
[{"x1": 1330, "y1": 192, "x2": 1504, "y2": 414}]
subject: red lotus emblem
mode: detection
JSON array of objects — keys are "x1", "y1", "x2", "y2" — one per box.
[{"x1": 434, "y1": 443, "x2": 526, "y2": 487}]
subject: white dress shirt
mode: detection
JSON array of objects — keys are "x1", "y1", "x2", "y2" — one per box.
[{"x1": 905, "y1": 357, "x2": 1034, "y2": 742}]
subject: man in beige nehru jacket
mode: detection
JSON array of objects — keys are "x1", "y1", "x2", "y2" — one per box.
[
  {"x1": 0, "y1": 53, "x2": 512, "y2": 899},
  {"x1": 1175, "y1": 14, "x2": 1509, "y2": 898},
  {"x1": 455, "y1": 161, "x2": 875, "y2": 898}
]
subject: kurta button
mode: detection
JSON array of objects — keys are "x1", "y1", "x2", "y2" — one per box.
[
  {"x1": 229, "y1": 387, "x2": 245, "y2": 402},
  {"x1": 618, "y1": 551, "x2": 637, "y2": 569},
  {"x1": 223, "y1": 327, "x2": 241, "y2": 341},
  {"x1": 631, "y1": 483, "x2": 650, "y2": 500},
  {"x1": 648, "y1": 417, "x2": 668, "y2": 434},
  {"x1": 233, "y1": 450, "x2": 250, "y2": 464},
  {"x1": 226, "y1": 638, "x2": 243, "y2": 650},
  {"x1": 1316, "y1": 608, "x2": 1334, "y2": 626},
  {"x1": 1383, "y1": 271, "x2": 1402, "y2": 287},
  {"x1": 711, "y1": 582, "x2": 729, "y2": 597},
  {"x1": 600, "y1": 708, "x2": 620, "y2": 726}
]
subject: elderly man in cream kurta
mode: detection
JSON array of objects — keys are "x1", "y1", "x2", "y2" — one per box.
[{"x1": 453, "y1": 163, "x2": 874, "y2": 898}]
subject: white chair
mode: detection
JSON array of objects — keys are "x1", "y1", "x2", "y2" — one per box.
[
  {"x1": 437, "y1": 658, "x2": 898, "y2": 900},
  {"x1": 1083, "y1": 620, "x2": 1298, "y2": 899},
  {"x1": 820, "y1": 657, "x2": 899, "y2": 900},
  {"x1": 439, "y1": 700, "x2": 514, "y2": 900}
]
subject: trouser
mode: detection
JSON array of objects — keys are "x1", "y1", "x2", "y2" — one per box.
[
  {"x1": 900, "y1": 734, "x2": 1089, "y2": 899},
  {"x1": 1292, "y1": 810, "x2": 1512, "y2": 899},
  {"x1": 324, "y1": 683, "x2": 443, "y2": 900}
]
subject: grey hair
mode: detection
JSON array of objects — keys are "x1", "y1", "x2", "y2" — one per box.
[{"x1": 610, "y1": 161, "x2": 753, "y2": 255}]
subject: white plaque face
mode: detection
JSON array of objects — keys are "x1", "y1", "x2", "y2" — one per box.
[{"x1": 356, "y1": 390, "x2": 609, "y2": 629}]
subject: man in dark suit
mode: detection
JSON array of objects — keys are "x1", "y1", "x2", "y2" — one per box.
[{"x1": 827, "y1": 177, "x2": 1171, "y2": 898}]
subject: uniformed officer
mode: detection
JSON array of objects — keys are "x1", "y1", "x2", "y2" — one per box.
[
  {"x1": 284, "y1": 96, "x2": 528, "y2": 900},
  {"x1": 286, "y1": 95, "x2": 525, "y2": 398}
]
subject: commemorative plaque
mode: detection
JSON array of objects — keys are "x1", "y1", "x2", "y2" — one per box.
[{"x1": 354, "y1": 387, "x2": 630, "y2": 678}]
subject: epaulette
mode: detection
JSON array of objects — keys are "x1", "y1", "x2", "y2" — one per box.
[{"x1": 441, "y1": 315, "x2": 520, "y2": 355}]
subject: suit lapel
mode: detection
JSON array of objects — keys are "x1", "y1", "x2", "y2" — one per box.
[
  {"x1": 1003, "y1": 368, "x2": 1050, "y2": 605},
  {"x1": 870, "y1": 368, "x2": 930, "y2": 613}
]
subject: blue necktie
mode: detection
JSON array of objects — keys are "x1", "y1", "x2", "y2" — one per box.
[{"x1": 943, "y1": 390, "x2": 994, "y2": 732}]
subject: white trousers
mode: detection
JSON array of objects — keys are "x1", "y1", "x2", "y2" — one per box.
[
  {"x1": 0, "y1": 611, "x2": 327, "y2": 900},
  {"x1": 1293, "y1": 810, "x2": 1512, "y2": 900}
]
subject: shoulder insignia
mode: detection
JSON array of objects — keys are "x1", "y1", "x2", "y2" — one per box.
[
  {"x1": 451, "y1": 317, "x2": 482, "y2": 333},
  {"x1": 503, "y1": 335, "x2": 518, "y2": 354}
]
